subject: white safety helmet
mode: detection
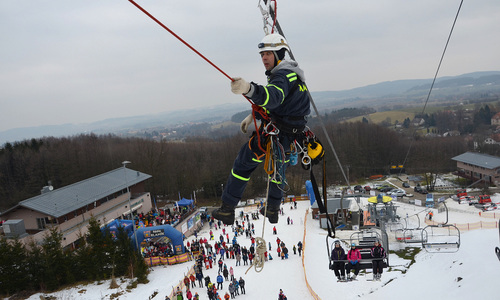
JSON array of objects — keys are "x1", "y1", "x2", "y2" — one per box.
[{"x1": 258, "y1": 33, "x2": 290, "y2": 53}]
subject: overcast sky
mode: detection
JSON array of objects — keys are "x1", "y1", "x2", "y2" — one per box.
[{"x1": 1, "y1": 0, "x2": 499, "y2": 133}]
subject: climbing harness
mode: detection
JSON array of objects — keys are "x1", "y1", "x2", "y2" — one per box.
[{"x1": 127, "y1": 0, "x2": 336, "y2": 271}]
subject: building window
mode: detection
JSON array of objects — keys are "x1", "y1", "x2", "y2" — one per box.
[{"x1": 36, "y1": 218, "x2": 46, "y2": 230}]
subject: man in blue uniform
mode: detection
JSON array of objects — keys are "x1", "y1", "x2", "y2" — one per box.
[{"x1": 213, "y1": 33, "x2": 310, "y2": 225}]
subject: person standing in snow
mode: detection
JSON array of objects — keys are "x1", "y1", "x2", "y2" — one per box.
[
  {"x1": 297, "y1": 241, "x2": 303, "y2": 256},
  {"x1": 216, "y1": 273, "x2": 224, "y2": 290},
  {"x1": 345, "y1": 243, "x2": 361, "y2": 280},
  {"x1": 330, "y1": 240, "x2": 347, "y2": 281},
  {"x1": 189, "y1": 273, "x2": 196, "y2": 288},
  {"x1": 212, "y1": 33, "x2": 310, "y2": 226},
  {"x1": 239, "y1": 277, "x2": 246, "y2": 294},
  {"x1": 229, "y1": 266, "x2": 235, "y2": 281},
  {"x1": 371, "y1": 240, "x2": 386, "y2": 281},
  {"x1": 278, "y1": 289, "x2": 287, "y2": 300},
  {"x1": 196, "y1": 271, "x2": 204, "y2": 287},
  {"x1": 176, "y1": 287, "x2": 184, "y2": 300}
]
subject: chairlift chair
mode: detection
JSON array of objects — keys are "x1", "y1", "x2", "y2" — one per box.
[
  {"x1": 348, "y1": 229, "x2": 389, "y2": 270},
  {"x1": 386, "y1": 220, "x2": 405, "y2": 232},
  {"x1": 421, "y1": 201, "x2": 461, "y2": 253}
]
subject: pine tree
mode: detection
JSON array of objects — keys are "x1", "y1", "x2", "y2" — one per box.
[
  {"x1": 86, "y1": 217, "x2": 114, "y2": 280},
  {"x1": 0, "y1": 238, "x2": 29, "y2": 295},
  {"x1": 40, "y1": 228, "x2": 72, "y2": 291}
]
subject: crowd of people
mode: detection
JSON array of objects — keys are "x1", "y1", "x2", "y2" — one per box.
[{"x1": 167, "y1": 204, "x2": 301, "y2": 299}]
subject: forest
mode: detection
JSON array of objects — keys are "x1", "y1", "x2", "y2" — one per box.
[{"x1": 4, "y1": 102, "x2": 498, "y2": 212}]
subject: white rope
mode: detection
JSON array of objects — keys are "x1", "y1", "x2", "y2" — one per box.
[{"x1": 245, "y1": 142, "x2": 275, "y2": 274}]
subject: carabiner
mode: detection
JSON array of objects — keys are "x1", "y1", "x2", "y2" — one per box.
[
  {"x1": 302, "y1": 154, "x2": 311, "y2": 166},
  {"x1": 264, "y1": 122, "x2": 280, "y2": 135}
]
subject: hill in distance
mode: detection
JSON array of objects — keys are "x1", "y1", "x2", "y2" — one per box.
[{"x1": 1, "y1": 71, "x2": 499, "y2": 145}]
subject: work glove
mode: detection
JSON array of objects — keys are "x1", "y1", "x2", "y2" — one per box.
[
  {"x1": 240, "y1": 114, "x2": 253, "y2": 134},
  {"x1": 231, "y1": 77, "x2": 251, "y2": 94}
]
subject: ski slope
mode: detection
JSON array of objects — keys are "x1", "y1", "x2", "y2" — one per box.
[{"x1": 26, "y1": 197, "x2": 499, "y2": 300}]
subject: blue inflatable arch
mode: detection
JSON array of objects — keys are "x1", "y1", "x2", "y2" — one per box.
[{"x1": 135, "y1": 224, "x2": 185, "y2": 254}]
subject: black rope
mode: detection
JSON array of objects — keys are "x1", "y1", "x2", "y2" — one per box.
[{"x1": 310, "y1": 165, "x2": 335, "y2": 239}]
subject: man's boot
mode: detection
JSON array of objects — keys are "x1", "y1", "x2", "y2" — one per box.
[
  {"x1": 259, "y1": 206, "x2": 280, "y2": 223},
  {"x1": 212, "y1": 202, "x2": 235, "y2": 225}
]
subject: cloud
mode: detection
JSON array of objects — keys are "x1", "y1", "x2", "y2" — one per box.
[{"x1": 1, "y1": 0, "x2": 499, "y2": 132}]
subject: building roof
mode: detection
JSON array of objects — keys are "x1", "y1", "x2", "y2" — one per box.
[
  {"x1": 492, "y1": 112, "x2": 500, "y2": 120},
  {"x1": 2, "y1": 168, "x2": 151, "y2": 218},
  {"x1": 451, "y1": 152, "x2": 500, "y2": 170}
]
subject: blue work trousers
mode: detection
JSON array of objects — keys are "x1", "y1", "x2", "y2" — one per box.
[{"x1": 222, "y1": 132, "x2": 292, "y2": 208}]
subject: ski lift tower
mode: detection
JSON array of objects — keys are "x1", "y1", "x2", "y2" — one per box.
[{"x1": 366, "y1": 194, "x2": 400, "y2": 254}]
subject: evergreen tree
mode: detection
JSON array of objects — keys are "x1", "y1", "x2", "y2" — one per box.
[
  {"x1": 86, "y1": 217, "x2": 115, "y2": 280},
  {"x1": 26, "y1": 240, "x2": 45, "y2": 292},
  {"x1": 40, "y1": 228, "x2": 73, "y2": 291},
  {"x1": 0, "y1": 239, "x2": 29, "y2": 295}
]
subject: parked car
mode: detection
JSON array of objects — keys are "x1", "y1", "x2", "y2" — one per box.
[
  {"x1": 402, "y1": 182, "x2": 410, "y2": 188},
  {"x1": 364, "y1": 185, "x2": 371, "y2": 192},
  {"x1": 380, "y1": 187, "x2": 395, "y2": 193},
  {"x1": 391, "y1": 189, "x2": 407, "y2": 197},
  {"x1": 414, "y1": 185, "x2": 428, "y2": 194},
  {"x1": 353, "y1": 185, "x2": 363, "y2": 192}
]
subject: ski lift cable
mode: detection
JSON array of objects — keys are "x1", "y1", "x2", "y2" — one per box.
[
  {"x1": 258, "y1": 0, "x2": 277, "y2": 34},
  {"x1": 400, "y1": 0, "x2": 464, "y2": 173}
]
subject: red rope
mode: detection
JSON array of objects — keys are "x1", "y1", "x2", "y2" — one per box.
[
  {"x1": 128, "y1": 0, "x2": 270, "y2": 148},
  {"x1": 128, "y1": 0, "x2": 235, "y2": 81}
]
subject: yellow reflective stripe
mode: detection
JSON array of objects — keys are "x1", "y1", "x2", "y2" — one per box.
[
  {"x1": 260, "y1": 86, "x2": 270, "y2": 107},
  {"x1": 287, "y1": 72, "x2": 297, "y2": 82},
  {"x1": 252, "y1": 158, "x2": 263, "y2": 163},
  {"x1": 231, "y1": 169, "x2": 250, "y2": 181},
  {"x1": 271, "y1": 178, "x2": 281, "y2": 184},
  {"x1": 260, "y1": 84, "x2": 285, "y2": 105}
]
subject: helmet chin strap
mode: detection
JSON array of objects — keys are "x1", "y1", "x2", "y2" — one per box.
[{"x1": 273, "y1": 51, "x2": 280, "y2": 66}]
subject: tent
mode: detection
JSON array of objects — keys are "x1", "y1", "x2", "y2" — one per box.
[
  {"x1": 104, "y1": 219, "x2": 134, "y2": 238},
  {"x1": 177, "y1": 198, "x2": 194, "y2": 207}
]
